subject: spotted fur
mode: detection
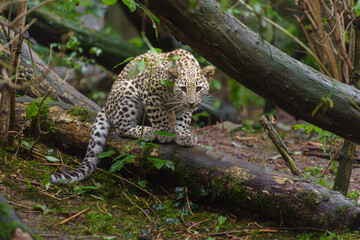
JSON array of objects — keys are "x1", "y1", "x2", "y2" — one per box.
[{"x1": 50, "y1": 49, "x2": 214, "y2": 184}]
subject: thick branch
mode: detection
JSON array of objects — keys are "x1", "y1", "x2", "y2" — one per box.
[
  {"x1": 14, "y1": 98, "x2": 360, "y2": 230},
  {"x1": 135, "y1": 0, "x2": 360, "y2": 144},
  {"x1": 0, "y1": 30, "x2": 100, "y2": 112}
]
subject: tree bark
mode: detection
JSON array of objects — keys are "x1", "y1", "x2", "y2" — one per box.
[
  {"x1": 0, "y1": 194, "x2": 39, "y2": 240},
  {"x1": 135, "y1": 0, "x2": 360, "y2": 144},
  {"x1": 14, "y1": 98, "x2": 360, "y2": 230}
]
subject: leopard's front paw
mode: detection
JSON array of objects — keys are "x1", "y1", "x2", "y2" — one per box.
[
  {"x1": 175, "y1": 134, "x2": 197, "y2": 147},
  {"x1": 157, "y1": 135, "x2": 175, "y2": 143}
]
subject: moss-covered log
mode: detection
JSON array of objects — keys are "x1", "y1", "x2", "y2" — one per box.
[
  {"x1": 23, "y1": 3, "x2": 145, "y2": 71},
  {"x1": 0, "y1": 30, "x2": 100, "y2": 112},
  {"x1": 14, "y1": 98, "x2": 360, "y2": 230},
  {"x1": 135, "y1": 0, "x2": 360, "y2": 144},
  {"x1": 0, "y1": 194, "x2": 39, "y2": 240}
]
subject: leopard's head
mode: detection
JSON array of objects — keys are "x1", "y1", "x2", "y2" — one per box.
[{"x1": 168, "y1": 65, "x2": 214, "y2": 111}]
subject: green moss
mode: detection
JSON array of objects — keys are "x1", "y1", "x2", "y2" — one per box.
[
  {"x1": 211, "y1": 175, "x2": 230, "y2": 197},
  {"x1": 27, "y1": 99, "x2": 56, "y2": 134},
  {"x1": 0, "y1": 202, "x2": 40, "y2": 240},
  {"x1": 297, "y1": 190, "x2": 319, "y2": 209},
  {"x1": 67, "y1": 107, "x2": 97, "y2": 122},
  {"x1": 321, "y1": 193, "x2": 331, "y2": 201}
]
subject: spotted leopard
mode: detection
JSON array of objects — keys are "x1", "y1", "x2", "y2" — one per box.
[{"x1": 50, "y1": 49, "x2": 214, "y2": 184}]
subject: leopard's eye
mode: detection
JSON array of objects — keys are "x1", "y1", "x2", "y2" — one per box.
[
  {"x1": 180, "y1": 87, "x2": 187, "y2": 93},
  {"x1": 196, "y1": 86, "x2": 202, "y2": 92}
]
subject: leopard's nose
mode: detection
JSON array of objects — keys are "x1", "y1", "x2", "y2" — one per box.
[{"x1": 188, "y1": 102, "x2": 195, "y2": 107}]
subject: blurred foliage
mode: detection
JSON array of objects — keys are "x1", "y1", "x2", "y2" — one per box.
[
  {"x1": 33, "y1": 0, "x2": 320, "y2": 117},
  {"x1": 229, "y1": 79, "x2": 264, "y2": 111}
]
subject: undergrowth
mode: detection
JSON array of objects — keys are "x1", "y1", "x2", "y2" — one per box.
[{"x1": 1, "y1": 143, "x2": 360, "y2": 239}]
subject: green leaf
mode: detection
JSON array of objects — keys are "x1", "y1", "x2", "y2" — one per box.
[
  {"x1": 135, "y1": 59, "x2": 147, "y2": 72},
  {"x1": 174, "y1": 187, "x2": 185, "y2": 200},
  {"x1": 24, "y1": 178, "x2": 32, "y2": 189},
  {"x1": 122, "y1": 0, "x2": 136, "y2": 12},
  {"x1": 160, "y1": 79, "x2": 174, "y2": 87},
  {"x1": 33, "y1": 204, "x2": 50, "y2": 215},
  {"x1": 164, "y1": 161, "x2": 175, "y2": 171},
  {"x1": 201, "y1": 145, "x2": 214, "y2": 151},
  {"x1": 305, "y1": 125, "x2": 314, "y2": 135},
  {"x1": 25, "y1": 102, "x2": 39, "y2": 120},
  {"x1": 217, "y1": 215, "x2": 227, "y2": 225},
  {"x1": 293, "y1": 124, "x2": 306, "y2": 131},
  {"x1": 98, "y1": 150, "x2": 116, "y2": 158},
  {"x1": 165, "y1": 218, "x2": 179, "y2": 225},
  {"x1": 152, "y1": 158, "x2": 165, "y2": 169},
  {"x1": 113, "y1": 57, "x2": 134, "y2": 70},
  {"x1": 198, "y1": 185, "x2": 210, "y2": 197},
  {"x1": 353, "y1": 1, "x2": 360, "y2": 14},
  {"x1": 170, "y1": 55, "x2": 180, "y2": 60},
  {"x1": 110, "y1": 155, "x2": 136, "y2": 172},
  {"x1": 102, "y1": 0, "x2": 117, "y2": 5},
  {"x1": 137, "y1": 180, "x2": 147, "y2": 188},
  {"x1": 22, "y1": 140, "x2": 32, "y2": 148},
  {"x1": 153, "y1": 131, "x2": 176, "y2": 137},
  {"x1": 42, "y1": 173, "x2": 51, "y2": 191},
  {"x1": 90, "y1": 194, "x2": 105, "y2": 201},
  {"x1": 45, "y1": 156, "x2": 60, "y2": 162},
  {"x1": 318, "y1": 178, "x2": 327, "y2": 187},
  {"x1": 152, "y1": 203, "x2": 165, "y2": 210},
  {"x1": 110, "y1": 160, "x2": 125, "y2": 172},
  {"x1": 89, "y1": 46, "x2": 103, "y2": 56},
  {"x1": 127, "y1": 65, "x2": 139, "y2": 79}
]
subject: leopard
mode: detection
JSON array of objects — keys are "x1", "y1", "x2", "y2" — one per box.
[{"x1": 50, "y1": 49, "x2": 214, "y2": 184}]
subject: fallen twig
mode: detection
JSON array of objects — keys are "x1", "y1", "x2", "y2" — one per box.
[
  {"x1": 185, "y1": 187, "x2": 194, "y2": 216},
  {"x1": 7, "y1": 200, "x2": 32, "y2": 209},
  {"x1": 58, "y1": 207, "x2": 91, "y2": 225},
  {"x1": 122, "y1": 190, "x2": 152, "y2": 222},
  {"x1": 187, "y1": 218, "x2": 211, "y2": 230},
  {"x1": 260, "y1": 116, "x2": 300, "y2": 176}
]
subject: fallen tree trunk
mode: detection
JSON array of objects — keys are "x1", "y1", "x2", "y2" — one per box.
[
  {"x1": 0, "y1": 30, "x2": 100, "y2": 112},
  {"x1": 14, "y1": 98, "x2": 360, "y2": 230},
  {"x1": 5, "y1": 3, "x2": 145, "y2": 72},
  {"x1": 0, "y1": 194, "x2": 39, "y2": 240},
  {"x1": 135, "y1": 0, "x2": 360, "y2": 144}
]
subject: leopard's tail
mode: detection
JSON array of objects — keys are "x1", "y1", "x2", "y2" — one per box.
[{"x1": 50, "y1": 108, "x2": 111, "y2": 184}]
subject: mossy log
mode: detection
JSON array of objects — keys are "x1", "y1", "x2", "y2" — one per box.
[
  {"x1": 135, "y1": 0, "x2": 360, "y2": 144},
  {"x1": 23, "y1": 3, "x2": 145, "y2": 71},
  {"x1": 14, "y1": 98, "x2": 360, "y2": 230},
  {"x1": 0, "y1": 30, "x2": 100, "y2": 112},
  {"x1": 0, "y1": 194, "x2": 39, "y2": 240}
]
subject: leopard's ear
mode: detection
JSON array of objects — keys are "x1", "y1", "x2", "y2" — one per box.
[
  {"x1": 167, "y1": 67, "x2": 178, "y2": 82},
  {"x1": 201, "y1": 65, "x2": 215, "y2": 83}
]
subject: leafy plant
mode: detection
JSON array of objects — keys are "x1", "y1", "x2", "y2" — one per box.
[
  {"x1": 294, "y1": 124, "x2": 339, "y2": 157},
  {"x1": 99, "y1": 150, "x2": 136, "y2": 172},
  {"x1": 25, "y1": 97, "x2": 56, "y2": 134},
  {"x1": 214, "y1": 215, "x2": 227, "y2": 233},
  {"x1": 73, "y1": 182, "x2": 101, "y2": 195},
  {"x1": 347, "y1": 190, "x2": 360, "y2": 200}
]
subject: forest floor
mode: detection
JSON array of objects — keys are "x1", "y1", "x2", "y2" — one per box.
[{"x1": 1, "y1": 109, "x2": 360, "y2": 239}]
